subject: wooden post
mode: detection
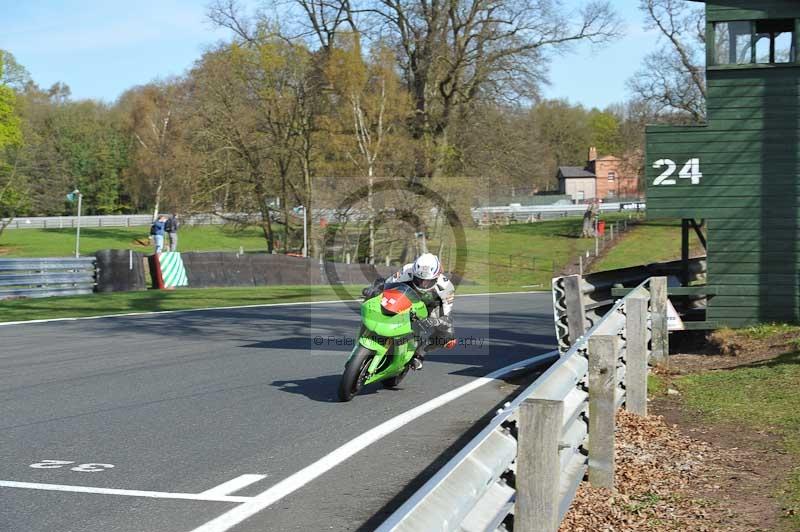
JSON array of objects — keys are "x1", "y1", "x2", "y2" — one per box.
[
  {"x1": 649, "y1": 276, "x2": 669, "y2": 366},
  {"x1": 681, "y1": 219, "x2": 690, "y2": 285},
  {"x1": 516, "y1": 398, "x2": 564, "y2": 532},
  {"x1": 588, "y1": 334, "x2": 618, "y2": 489},
  {"x1": 625, "y1": 293, "x2": 648, "y2": 416},
  {"x1": 563, "y1": 275, "x2": 586, "y2": 346}
]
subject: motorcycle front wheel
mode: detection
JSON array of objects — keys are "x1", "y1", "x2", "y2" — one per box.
[
  {"x1": 338, "y1": 346, "x2": 374, "y2": 402},
  {"x1": 381, "y1": 365, "x2": 410, "y2": 389}
]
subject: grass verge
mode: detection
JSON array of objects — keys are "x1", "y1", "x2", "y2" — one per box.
[
  {"x1": 590, "y1": 219, "x2": 704, "y2": 272},
  {"x1": 0, "y1": 283, "x2": 533, "y2": 323},
  {"x1": 0, "y1": 225, "x2": 271, "y2": 258},
  {"x1": 0, "y1": 285, "x2": 363, "y2": 323},
  {"x1": 664, "y1": 342, "x2": 800, "y2": 530}
]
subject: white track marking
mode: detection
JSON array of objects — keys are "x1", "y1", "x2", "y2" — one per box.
[
  {"x1": 0, "y1": 480, "x2": 253, "y2": 503},
  {"x1": 200, "y1": 475, "x2": 268, "y2": 497},
  {"x1": 191, "y1": 350, "x2": 558, "y2": 532},
  {"x1": 0, "y1": 290, "x2": 543, "y2": 327}
]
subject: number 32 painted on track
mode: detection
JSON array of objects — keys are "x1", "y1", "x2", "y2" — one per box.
[
  {"x1": 652, "y1": 158, "x2": 702, "y2": 185},
  {"x1": 30, "y1": 460, "x2": 114, "y2": 472}
]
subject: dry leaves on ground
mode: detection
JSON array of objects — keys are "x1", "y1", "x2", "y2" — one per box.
[{"x1": 560, "y1": 411, "x2": 741, "y2": 531}]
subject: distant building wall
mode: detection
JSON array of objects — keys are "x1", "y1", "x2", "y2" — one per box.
[{"x1": 564, "y1": 178, "x2": 596, "y2": 201}]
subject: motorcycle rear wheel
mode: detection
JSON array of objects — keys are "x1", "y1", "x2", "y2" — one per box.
[{"x1": 338, "y1": 346, "x2": 374, "y2": 402}]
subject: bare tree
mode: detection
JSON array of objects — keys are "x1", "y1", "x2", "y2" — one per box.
[
  {"x1": 628, "y1": 0, "x2": 706, "y2": 121},
  {"x1": 119, "y1": 82, "x2": 190, "y2": 220},
  {"x1": 209, "y1": 0, "x2": 621, "y2": 177}
]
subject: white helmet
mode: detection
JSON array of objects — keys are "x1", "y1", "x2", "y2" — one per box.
[{"x1": 412, "y1": 253, "x2": 441, "y2": 291}]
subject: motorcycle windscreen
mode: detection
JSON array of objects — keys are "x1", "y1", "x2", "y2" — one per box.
[
  {"x1": 380, "y1": 288, "x2": 413, "y2": 314},
  {"x1": 361, "y1": 297, "x2": 414, "y2": 337}
]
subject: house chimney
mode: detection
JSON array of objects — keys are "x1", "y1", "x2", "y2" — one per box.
[{"x1": 588, "y1": 146, "x2": 598, "y2": 163}]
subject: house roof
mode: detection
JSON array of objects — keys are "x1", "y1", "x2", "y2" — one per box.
[{"x1": 558, "y1": 166, "x2": 595, "y2": 179}]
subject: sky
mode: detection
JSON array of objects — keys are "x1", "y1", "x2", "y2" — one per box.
[{"x1": 1, "y1": 0, "x2": 661, "y2": 110}]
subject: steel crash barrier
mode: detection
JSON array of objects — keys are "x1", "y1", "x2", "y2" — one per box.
[
  {"x1": 377, "y1": 277, "x2": 667, "y2": 532},
  {"x1": 0, "y1": 257, "x2": 97, "y2": 299}
]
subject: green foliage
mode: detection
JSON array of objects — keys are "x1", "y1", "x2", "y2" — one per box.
[
  {"x1": 588, "y1": 110, "x2": 623, "y2": 156},
  {"x1": 531, "y1": 99, "x2": 592, "y2": 169},
  {"x1": 0, "y1": 52, "x2": 22, "y2": 150},
  {"x1": 738, "y1": 323, "x2": 800, "y2": 340}
]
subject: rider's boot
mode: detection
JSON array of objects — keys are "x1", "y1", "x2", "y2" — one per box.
[{"x1": 410, "y1": 345, "x2": 425, "y2": 370}]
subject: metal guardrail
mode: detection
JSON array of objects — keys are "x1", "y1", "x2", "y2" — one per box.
[
  {"x1": 0, "y1": 257, "x2": 96, "y2": 299},
  {"x1": 472, "y1": 202, "x2": 646, "y2": 224},
  {"x1": 377, "y1": 277, "x2": 666, "y2": 532}
]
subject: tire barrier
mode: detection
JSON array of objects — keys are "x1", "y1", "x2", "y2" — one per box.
[
  {"x1": 179, "y1": 252, "x2": 396, "y2": 288},
  {"x1": 94, "y1": 250, "x2": 146, "y2": 293},
  {"x1": 552, "y1": 257, "x2": 707, "y2": 352}
]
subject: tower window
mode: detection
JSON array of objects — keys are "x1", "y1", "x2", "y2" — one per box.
[
  {"x1": 715, "y1": 21, "x2": 753, "y2": 64},
  {"x1": 714, "y1": 19, "x2": 797, "y2": 66},
  {"x1": 755, "y1": 19, "x2": 795, "y2": 64}
]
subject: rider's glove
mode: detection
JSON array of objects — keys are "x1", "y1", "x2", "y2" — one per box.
[
  {"x1": 413, "y1": 317, "x2": 437, "y2": 339},
  {"x1": 362, "y1": 277, "x2": 386, "y2": 298},
  {"x1": 420, "y1": 317, "x2": 441, "y2": 329}
]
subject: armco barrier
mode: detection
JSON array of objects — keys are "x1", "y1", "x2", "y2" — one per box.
[
  {"x1": 0, "y1": 257, "x2": 96, "y2": 299},
  {"x1": 377, "y1": 278, "x2": 665, "y2": 532}
]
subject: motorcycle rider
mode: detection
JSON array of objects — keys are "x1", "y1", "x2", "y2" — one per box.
[{"x1": 362, "y1": 253, "x2": 456, "y2": 370}]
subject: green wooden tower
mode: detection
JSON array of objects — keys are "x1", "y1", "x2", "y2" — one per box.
[{"x1": 646, "y1": 0, "x2": 800, "y2": 328}]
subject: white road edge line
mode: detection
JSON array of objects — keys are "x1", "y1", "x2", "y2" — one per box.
[
  {"x1": 190, "y1": 350, "x2": 558, "y2": 532},
  {"x1": 0, "y1": 290, "x2": 542, "y2": 327},
  {"x1": 200, "y1": 474, "x2": 268, "y2": 497},
  {"x1": 0, "y1": 480, "x2": 253, "y2": 503}
]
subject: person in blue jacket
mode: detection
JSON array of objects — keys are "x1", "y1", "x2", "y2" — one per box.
[{"x1": 150, "y1": 215, "x2": 168, "y2": 254}]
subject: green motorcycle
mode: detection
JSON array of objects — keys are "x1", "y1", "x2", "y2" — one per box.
[{"x1": 338, "y1": 283, "x2": 429, "y2": 402}]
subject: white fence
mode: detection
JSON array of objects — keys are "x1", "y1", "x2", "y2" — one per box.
[
  {"x1": 472, "y1": 202, "x2": 646, "y2": 224},
  {"x1": 1, "y1": 214, "x2": 230, "y2": 230},
  {"x1": 3, "y1": 202, "x2": 647, "y2": 230}
]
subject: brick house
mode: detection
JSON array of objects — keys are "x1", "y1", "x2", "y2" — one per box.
[{"x1": 557, "y1": 147, "x2": 640, "y2": 202}]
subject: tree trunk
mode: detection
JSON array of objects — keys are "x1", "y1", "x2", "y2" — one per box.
[
  {"x1": 255, "y1": 179, "x2": 274, "y2": 253},
  {"x1": 260, "y1": 205, "x2": 274, "y2": 254},
  {"x1": 368, "y1": 171, "x2": 375, "y2": 265},
  {"x1": 152, "y1": 176, "x2": 164, "y2": 221},
  {"x1": 281, "y1": 172, "x2": 290, "y2": 253},
  {"x1": 0, "y1": 218, "x2": 11, "y2": 240}
]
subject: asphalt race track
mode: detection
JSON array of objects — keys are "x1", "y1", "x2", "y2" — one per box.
[{"x1": 0, "y1": 292, "x2": 557, "y2": 532}]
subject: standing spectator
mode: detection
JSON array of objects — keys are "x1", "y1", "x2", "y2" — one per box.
[
  {"x1": 150, "y1": 215, "x2": 168, "y2": 254},
  {"x1": 590, "y1": 199, "x2": 600, "y2": 234},
  {"x1": 582, "y1": 204, "x2": 593, "y2": 238},
  {"x1": 166, "y1": 212, "x2": 179, "y2": 251}
]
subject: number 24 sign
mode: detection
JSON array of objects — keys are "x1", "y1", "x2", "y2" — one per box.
[{"x1": 652, "y1": 158, "x2": 702, "y2": 185}]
